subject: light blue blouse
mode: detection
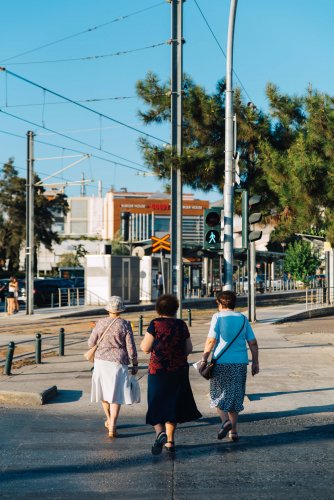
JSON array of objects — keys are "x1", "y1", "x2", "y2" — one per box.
[{"x1": 207, "y1": 311, "x2": 256, "y2": 364}]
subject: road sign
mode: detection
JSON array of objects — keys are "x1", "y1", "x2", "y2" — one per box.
[{"x1": 151, "y1": 234, "x2": 171, "y2": 253}]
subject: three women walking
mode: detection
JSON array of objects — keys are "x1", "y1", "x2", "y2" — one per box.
[{"x1": 88, "y1": 290, "x2": 259, "y2": 449}]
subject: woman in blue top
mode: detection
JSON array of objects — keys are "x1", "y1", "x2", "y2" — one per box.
[{"x1": 200, "y1": 290, "x2": 259, "y2": 442}]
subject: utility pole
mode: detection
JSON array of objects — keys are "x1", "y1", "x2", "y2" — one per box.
[
  {"x1": 248, "y1": 242, "x2": 256, "y2": 321},
  {"x1": 223, "y1": 0, "x2": 238, "y2": 290},
  {"x1": 170, "y1": 0, "x2": 183, "y2": 316},
  {"x1": 26, "y1": 131, "x2": 35, "y2": 315}
]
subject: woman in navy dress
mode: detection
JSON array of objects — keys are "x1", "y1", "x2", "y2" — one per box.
[{"x1": 140, "y1": 294, "x2": 201, "y2": 454}]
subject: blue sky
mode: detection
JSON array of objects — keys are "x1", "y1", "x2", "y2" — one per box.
[{"x1": 0, "y1": 0, "x2": 333, "y2": 203}]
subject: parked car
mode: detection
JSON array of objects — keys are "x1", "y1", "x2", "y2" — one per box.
[{"x1": 21, "y1": 278, "x2": 75, "y2": 307}]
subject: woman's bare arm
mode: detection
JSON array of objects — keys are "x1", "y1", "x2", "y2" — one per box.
[
  {"x1": 201, "y1": 337, "x2": 216, "y2": 363},
  {"x1": 140, "y1": 332, "x2": 155, "y2": 354},
  {"x1": 247, "y1": 339, "x2": 259, "y2": 375}
]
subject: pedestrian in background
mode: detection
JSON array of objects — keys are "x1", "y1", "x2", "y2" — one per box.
[
  {"x1": 200, "y1": 290, "x2": 259, "y2": 442},
  {"x1": 140, "y1": 294, "x2": 201, "y2": 454},
  {"x1": 157, "y1": 271, "x2": 163, "y2": 296},
  {"x1": 7, "y1": 276, "x2": 18, "y2": 315},
  {"x1": 88, "y1": 296, "x2": 138, "y2": 438}
]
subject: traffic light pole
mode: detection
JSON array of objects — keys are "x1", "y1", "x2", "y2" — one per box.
[
  {"x1": 170, "y1": 0, "x2": 183, "y2": 316},
  {"x1": 248, "y1": 242, "x2": 256, "y2": 322},
  {"x1": 223, "y1": 0, "x2": 238, "y2": 291}
]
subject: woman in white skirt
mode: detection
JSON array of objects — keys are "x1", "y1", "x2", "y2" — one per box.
[{"x1": 88, "y1": 296, "x2": 138, "y2": 437}]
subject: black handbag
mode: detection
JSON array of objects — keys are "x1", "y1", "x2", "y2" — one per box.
[{"x1": 199, "y1": 316, "x2": 246, "y2": 380}]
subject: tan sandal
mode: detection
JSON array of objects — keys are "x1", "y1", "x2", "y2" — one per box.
[
  {"x1": 108, "y1": 426, "x2": 117, "y2": 438},
  {"x1": 228, "y1": 431, "x2": 239, "y2": 442}
]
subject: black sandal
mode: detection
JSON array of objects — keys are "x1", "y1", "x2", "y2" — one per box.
[
  {"x1": 164, "y1": 441, "x2": 175, "y2": 453},
  {"x1": 151, "y1": 432, "x2": 167, "y2": 455},
  {"x1": 217, "y1": 419, "x2": 232, "y2": 440}
]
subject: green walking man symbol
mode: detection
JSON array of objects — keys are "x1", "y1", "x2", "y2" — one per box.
[{"x1": 208, "y1": 231, "x2": 217, "y2": 244}]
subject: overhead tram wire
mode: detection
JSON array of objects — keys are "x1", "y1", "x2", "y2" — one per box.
[
  {"x1": 193, "y1": 0, "x2": 253, "y2": 104},
  {"x1": 0, "y1": 68, "x2": 168, "y2": 145},
  {"x1": 4, "y1": 42, "x2": 168, "y2": 66},
  {"x1": 0, "y1": 1, "x2": 166, "y2": 63},
  {"x1": 3, "y1": 92, "x2": 169, "y2": 108},
  {"x1": 0, "y1": 128, "x2": 148, "y2": 174},
  {"x1": 0, "y1": 112, "x2": 150, "y2": 173}
]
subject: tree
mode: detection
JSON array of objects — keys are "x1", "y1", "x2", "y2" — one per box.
[
  {"x1": 57, "y1": 253, "x2": 80, "y2": 268},
  {"x1": 283, "y1": 240, "x2": 320, "y2": 281},
  {"x1": 0, "y1": 159, "x2": 68, "y2": 272},
  {"x1": 110, "y1": 231, "x2": 129, "y2": 256},
  {"x1": 137, "y1": 73, "x2": 334, "y2": 245}
]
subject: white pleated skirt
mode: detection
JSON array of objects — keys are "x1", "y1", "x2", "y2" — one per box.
[{"x1": 91, "y1": 359, "x2": 133, "y2": 405}]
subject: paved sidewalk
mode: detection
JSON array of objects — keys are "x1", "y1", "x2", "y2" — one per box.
[{"x1": 0, "y1": 304, "x2": 333, "y2": 498}]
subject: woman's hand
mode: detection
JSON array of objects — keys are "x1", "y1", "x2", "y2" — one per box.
[
  {"x1": 251, "y1": 361, "x2": 259, "y2": 376},
  {"x1": 131, "y1": 365, "x2": 138, "y2": 375}
]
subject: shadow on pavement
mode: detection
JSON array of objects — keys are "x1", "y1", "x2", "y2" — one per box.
[
  {"x1": 240, "y1": 404, "x2": 334, "y2": 421},
  {"x1": 48, "y1": 390, "x2": 83, "y2": 404},
  {"x1": 248, "y1": 387, "x2": 334, "y2": 400},
  {"x1": 2, "y1": 423, "x2": 333, "y2": 481}
]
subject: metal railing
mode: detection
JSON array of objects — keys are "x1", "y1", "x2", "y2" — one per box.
[{"x1": 305, "y1": 287, "x2": 334, "y2": 309}]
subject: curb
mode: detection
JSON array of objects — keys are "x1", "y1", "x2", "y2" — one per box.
[
  {"x1": 273, "y1": 305, "x2": 334, "y2": 324},
  {"x1": 0, "y1": 385, "x2": 58, "y2": 406}
]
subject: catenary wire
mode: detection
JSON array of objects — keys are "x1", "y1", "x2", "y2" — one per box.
[
  {"x1": 193, "y1": 0, "x2": 253, "y2": 104},
  {"x1": 0, "y1": 113, "x2": 150, "y2": 172},
  {"x1": 2, "y1": 92, "x2": 169, "y2": 108},
  {"x1": 0, "y1": 68, "x2": 168, "y2": 144},
  {"x1": 0, "y1": 1, "x2": 166, "y2": 63},
  {"x1": 4, "y1": 42, "x2": 167, "y2": 66}
]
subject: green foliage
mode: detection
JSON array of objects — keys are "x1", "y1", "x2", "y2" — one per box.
[
  {"x1": 283, "y1": 240, "x2": 320, "y2": 281},
  {"x1": 0, "y1": 159, "x2": 68, "y2": 271},
  {"x1": 110, "y1": 231, "x2": 129, "y2": 256},
  {"x1": 137, "y1": 73, "x2": 334, "y2": 244},
  {"x1": 57, "y1": 253, "x2": 80, "y2": 268}
]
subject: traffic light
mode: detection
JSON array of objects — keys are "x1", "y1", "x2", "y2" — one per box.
[
  {"x1": 203, "y1": 207, "x2": 222, "y2": 250},
  {"x1": 242, "y1": 192, "x2": 262, "y2": 248}
]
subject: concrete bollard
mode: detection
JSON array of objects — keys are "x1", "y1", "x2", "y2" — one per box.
[
  {"x1": 59, "y1": 328, "x2": 65, "y2": 356},
  {"x1": 138, "y1": 315, "x2": 143, "y2": 336},
  {"x1": 188, "y1": 308, "x2": 192, "y2": 327},
  {"x1": 4, "y1": 341, "x2": 15, "y2": 375},
  {"x1": 35, "y1": 333, "x2": 42, "y2": 364}
]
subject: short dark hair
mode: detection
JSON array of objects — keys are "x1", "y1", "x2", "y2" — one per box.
[
  {"x1": 216, "y1": 290, "x2": 236, "y2": 310},
  {"x1": 156, "y1": 294, "x2": 179, "y2": 316}
]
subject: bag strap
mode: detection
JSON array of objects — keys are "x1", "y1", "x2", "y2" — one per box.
[
  {"x1": 212, "y1": 315, "x2": 246, "y2": 363},
  {"x1": 96, "y1": 317, "x2": 118, "y2": 347}
]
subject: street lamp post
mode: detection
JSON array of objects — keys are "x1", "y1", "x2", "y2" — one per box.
[{"x1": 223, "y1": 0, "x2": 238, "y2": 291}]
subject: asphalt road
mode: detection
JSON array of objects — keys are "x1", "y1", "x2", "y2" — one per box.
[{"x1": 0, "y1": 406, "x2": 333, "y2": 499}]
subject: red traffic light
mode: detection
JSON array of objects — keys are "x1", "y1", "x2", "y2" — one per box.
[{"x1": 205, "y1": 211, "x2": 220, "y2": 227}]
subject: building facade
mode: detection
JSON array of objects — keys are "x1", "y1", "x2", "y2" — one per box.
[{"x1": 102, "y1": 190, "x2": 209, "y2": 245}]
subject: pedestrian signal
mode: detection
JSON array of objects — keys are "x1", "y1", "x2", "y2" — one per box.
[{"x1": 203, "y1": 207, "x2": 222, "y2": 250}]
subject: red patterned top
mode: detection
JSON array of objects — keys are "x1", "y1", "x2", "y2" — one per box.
[{"x1": 147, "y1": 317, "x2": 190, "y2": 374}]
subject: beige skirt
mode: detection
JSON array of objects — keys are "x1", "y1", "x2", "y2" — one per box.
[{"x1": 91, "y1": 359, "x2": 133, "y2": 404}]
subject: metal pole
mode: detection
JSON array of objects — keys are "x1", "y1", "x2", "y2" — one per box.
[
  {"x1": 59, "y1": 328, "x2": 65, "y2": 356},
  {"x1": 223, "y1": 0, "x2": 238, "y2": 291},
  {"x1": 248, "y1": 242, "x2": 256, "y2": 322},
  {"x1": 170, "y1": 0, "x2": 183, "y2": 317},
  {"x1": 35, "y1": 333, "x2": 42, "y2": 364},
  {"x1": 4, "y1": 341, "x2": 15, "y2": 375},
  {"x1": 138, "y1": 315, "x2": 143, "y2": 337},
  {"x1": 26, "y1": 131, "x2": 35, "y2": 315}
]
